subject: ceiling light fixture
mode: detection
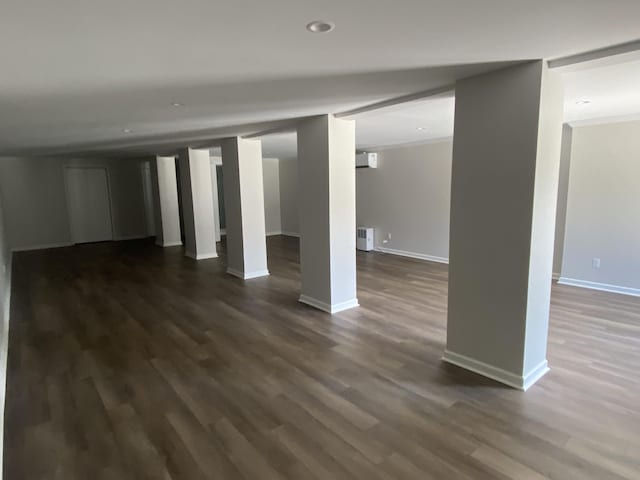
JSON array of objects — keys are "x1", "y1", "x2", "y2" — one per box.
[
  {"x1": 306, "y1": 21, "x2": 335, "y2": 33},
  {"x1": 171, "y1": 102, "x2": 183, "y2": 107},
  {"x1": 576, "y1": 99, "x2": 592, "y2": 105},
  {"x1": 417, "y1": 127, "x2": 428, "y2": 131},
  {"x1": 122, "y1": 128, "x2": 132, "y2": 134}
]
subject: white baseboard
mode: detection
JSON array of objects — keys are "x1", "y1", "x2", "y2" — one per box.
[
  {"x1": 0, "y1": 253, "x2": 13, "y2": 469},
  {"x1": 185, "y1": 251, "x2": 218, "y2": 260},
  {"x1": 374, "y1": 246, "x2": 449, "y2": 265},
  {"x1": 266, "y1": 231, "x2": 282, "y2": 237},
  {"x1": 552, "y1": 272, "x2": 560, "y2": 281},
  {"x1": 227, "y1": 268, "x2": 270, "y2": 280},
  {"x1": 11, "y1": 242, "x2": 74, "y2": 252},
  {"x1": 558, "y1": 277, "x2": 640, "y2": 297},
  {"x1": 299, "y1": 295, "x2": 359, "y2": 314},
  {"x1": 156, "y1": 240, "x2": 183, "y2": 248},
  {"x1": 443, "y1": 350, "x2": 549, "y2": 391},
  {"x1": 113, "y1": 234, "x2": 151, "y2": 241},
  {"x1": 281, "y1": 231, "x2": 300, "y2": 238}
]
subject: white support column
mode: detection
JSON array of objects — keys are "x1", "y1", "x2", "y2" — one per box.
[
  {"x1": 151, "y1": 156, "x2": 182, "y2": 247},
  {"x1": 177, "y1": 148, "x2": 218, "y2": 260},
  {"x1": 221, "y1": 137, "x2": 269, "y2": 279},
  {"x1": 210, "y1": 157, "x2": 222, "y2": 243},
  {"x1": 296, "y1": 114, "x2": 358, "y2": 314},
  {"x1": 444, "y1": 60, "x2": 564, "y2": 390}
]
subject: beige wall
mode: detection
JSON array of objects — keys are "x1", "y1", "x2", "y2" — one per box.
[
  {"x1": 0, "y1": 156, "x2": 150, "y2": 250},
  {"x1": 560, "y1": 120, "x2": 640, "y2": 294},
  {"x1": 356, "y1": 141, "x2": 452, "y2": 262}
]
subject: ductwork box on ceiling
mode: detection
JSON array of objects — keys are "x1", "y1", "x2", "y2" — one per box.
[{"x1": 356, "y1": 152, "x2": 377, "y2": 169}]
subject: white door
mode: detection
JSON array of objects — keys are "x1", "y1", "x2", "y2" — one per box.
[
  {"x1": 65, "y1": 167, "x2": 113, "y2": 244},
  {"x1": 141, "y1": 161, "x2": 156, "y2": 236}
]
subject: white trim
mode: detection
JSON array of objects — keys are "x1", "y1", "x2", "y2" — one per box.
[
  {"x1": 12, "y1": 242, "x2": 74, "y2": 252},
  {"x1": 299, "y1": 295, "x2": 359, "y2": 314},
  {"x1": 227, "y1": 268, "x2": 270, "y2": 280},
  {"x1": 113, "y1": 234, "x2": 152, "y2": 241},
  {"x1": 185, "y1": 251, "x2": 218, "y2": 260},
  {"x1": 442, "y1": 350, "x2": 549, "y2": 391},
  {"x1": 266, "y1": 231, "x2": 282, "y2": 237},
  {"x1": 552, "y1": 272, "x2": 561, "y2": 281},
  {"x1": 557, "y1": 277, "x2": 640, "y2": 297},
  {"x1": 0, "y1": 252, "x2": 13, "y2": 469},
  {"x1": 156, "y1": 240, "x2": 183, "y2": 248},
  {"x1": 280, "y1": 231, "x2": 300, "y2": 238},
  {"x1": 567, "y1": 113, "x2": 640, "y2": 128},
  {"x1": 374, "y1": 246, "x2": 449, "y2": 265}
]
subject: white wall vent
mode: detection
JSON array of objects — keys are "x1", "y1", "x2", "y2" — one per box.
[
  {"x1": 356, "y1": 227, "x2": 374, "y2": 251},
  {"x1": 356, "y1": 152, "x2": 377, "y2": 169}
]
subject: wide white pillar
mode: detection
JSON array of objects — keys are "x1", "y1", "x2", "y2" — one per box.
[
  {"x1": 221, "y1": 137, "x2": 269, "y2": 279},
  {"x1": 177, "y1": 148, "x2": 218, "y2": 260},
  {"x1": 444, "y1": 60, "x2": 564, "y2": 390},
  {"x1": 151, "y1": 156, "x2": 182, "y2": 247},
  {"x1": 296, "y1": 115, "x2": 358, "y2": 314}
]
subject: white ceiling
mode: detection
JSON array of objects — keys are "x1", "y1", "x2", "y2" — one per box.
[
  {"x1": 257, "y1": 57, "x2": 640, "y2": 158},
  {"x1": 1, "y1": 0, "x2": 639, "y2": 156}
]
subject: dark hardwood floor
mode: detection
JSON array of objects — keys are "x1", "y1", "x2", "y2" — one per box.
[{"x1": 4, "y1": 236, "x2": 640, "y2": 479}]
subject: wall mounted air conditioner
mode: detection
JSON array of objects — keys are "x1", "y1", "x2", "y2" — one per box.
[
  {"x1": 356, "y1": 152, "x2": 377, "y2": 169},
  {"x1": 356, "y1": 227, "x2": 374, "y2": 251}
]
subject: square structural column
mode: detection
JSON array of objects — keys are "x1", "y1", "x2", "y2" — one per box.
[
  {"x1": 221, "y1": 137, "x2": 269, "y2": 279},
  {"x1": 151, "y1": 156, "x2": 182, "y2": 247},
  {"x1": 177, "y1": 148, "x2": 218, "y2": 260},
  {"x1": 444, "y1": 60, "x2": 564, "y2": 390},
  {"x1": 296, "y1": 115, "x2": 358, "y2": 314}
]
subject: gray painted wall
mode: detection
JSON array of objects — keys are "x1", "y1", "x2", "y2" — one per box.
[
  {"x1": 278, "y1": 157, "x2": 299, "y2": 236},
  {"x1": 561, "y1": 120, "x2": 640, "y2": 292},
  {"x1": 262, "y1": 158, "x2": 282, "y2": 235},
  {"x1": 0, "y1": 156, "x2": 149, "y2": 250},
  {"x1": 553, "y1": 124, "x2": 573, "y2": 277},
  {"x1": 0, "y1": 190, "x2": 10, "y2": 338},
  {"x1": 356, "y1": 141, "x2": 452, "y2": 261}
]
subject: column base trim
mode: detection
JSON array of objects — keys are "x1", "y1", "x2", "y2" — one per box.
[
  {"x1": 185, "y1": 251, "x2": 218, "y2": 260},
  {"x1": 156, "y1": 240, "x2": 183, "y2": 248},
  {"x1": 227, "y1": 268, "x2": 270, "y2": 280},
  {"x1": 442, "y1": 350, "x2": 549, "y2": 391},
  {"x1": 299, "y1": 295, "x2": 359, "y2": 314}
]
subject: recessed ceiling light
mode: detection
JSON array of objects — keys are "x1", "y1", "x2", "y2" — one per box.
[
  {"x1": 306, "y1": 21, "x2": 335, "y2": 33},
  {"x1": 122, "y1": 128, "x2": 132, "y2": 134},
  {"x1": 576, "y1": 99, "x2": 592, "y2": 105},
  {"x1": 417, "y1": 127, "x2": 428, "y2": 131},
  {"x1": 171, "y1": 102, "x2": 183, "y2": 107}
]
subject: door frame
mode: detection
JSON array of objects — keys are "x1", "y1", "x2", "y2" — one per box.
[{"x1": 63, "y1": 165, "x2": 116, "y2": 244}]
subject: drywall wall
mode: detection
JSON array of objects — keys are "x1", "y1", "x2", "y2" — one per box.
[
  {"x1": 278, "y1": 157, "x2": 299, "y2": 236},
  {"x1": 0, "y1": 156, "x2": 150, "y2": 250},
  {"x1": 0, "y1": 180, "x2": 11, "y2": 478},
  {"x1": 262, "y1": 158, "x2": 282, "y2": 235},
  {"x1": 0, "y1": 189, "x2": 10, "y2": 332},
  {"x1": 553, "y1": 124, "x2": 573, "y2": 277},
  {"x1": 356, "y1": 141, "x2": 452, "y2": 262},
  {"x1": 560, "y1": 120, "x2": 640, "y2": 294}
]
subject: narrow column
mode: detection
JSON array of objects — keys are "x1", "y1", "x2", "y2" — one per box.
[
  {"x1": 296, "y1": 115, "x2": 358, "y2": 313},
  {"x1": 221, "y1": 137, "x2": 269, "y2": 279},
  {"x1": 177, "y1": 148, "x2": 218, "y2": 260},
  {"x1": 444, "y1": 60, "x2": 564, "y2": 390},
  {"x1": 151, "y1": 156, "x2": 182, "y2": 247}
]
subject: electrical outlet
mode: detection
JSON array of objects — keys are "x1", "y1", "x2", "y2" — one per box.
[{"x1": 592, "y1": 258, "x2": 601, "y2": 269}]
